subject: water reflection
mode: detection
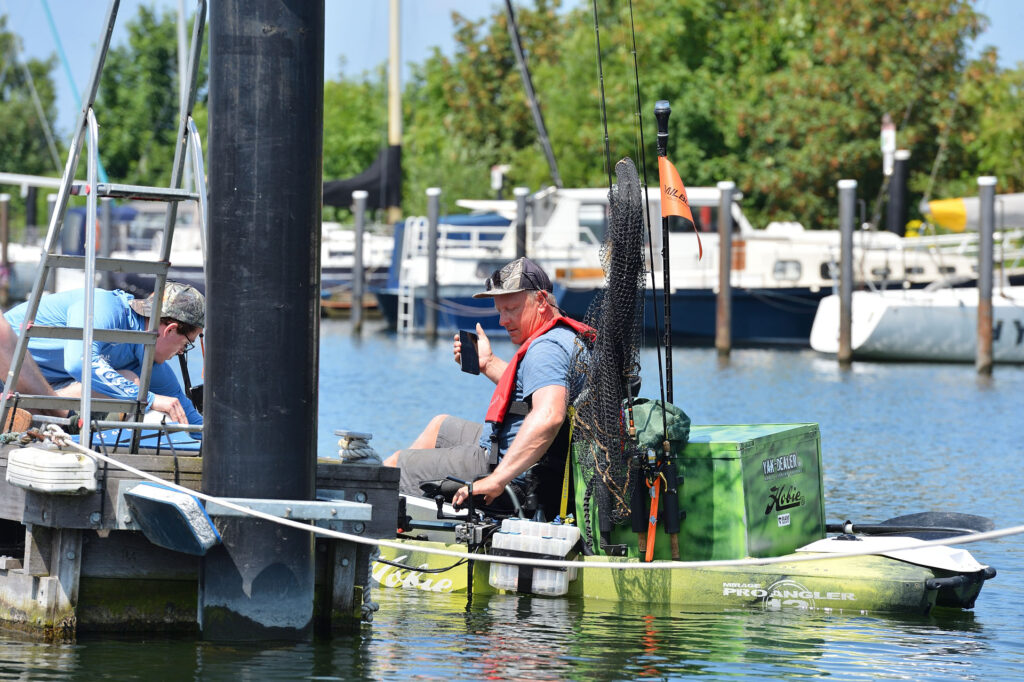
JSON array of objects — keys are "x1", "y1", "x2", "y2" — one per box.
[
  {"x1": 0, "y1": 593, "x2": 1005, "y2": 681},
  {"x1": 362, "y1": 590, "x2": 1002, "y2": 681}
]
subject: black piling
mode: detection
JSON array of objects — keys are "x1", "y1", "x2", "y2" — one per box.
[
  {"x1": 25, "y1": 186, "x2": 37, "y2": 230},
  {"x1": 202, "y1": 0, "x2": 324, "y2": 641},
  {"x1": 0, "y1": 193, "x2": 8, "y2": 305},
  {"x1": 715, "y1": 181, "x2": 735, "y2": 357},
  {"x1": 838, "y1": 179, "x2": 857, "y2": 366},
  {"x1": 977, "y1": 176, "x2": 996, "y2": 375},
  {"x1": 45, "y1": 194, "x2": 56, "y2": 292},
  {"x1": 352, "y1": 189, "x2": 367, "y2": 332},
  {"x1": 99, "y1": 198, "x2": 113, "y2": 290},
  {"x1": 514, "y1": 186, "x2": 529, "y2": 260},
  {"x1": 425, "y1": 187, "x2": 440, "y2": 340},
  {"x1": 886, "y1": 149, "x2": 910, "y2": 236}
]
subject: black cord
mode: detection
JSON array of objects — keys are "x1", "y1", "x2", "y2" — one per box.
[{"x1": 374, "y1": 556, "x2": 470, "y2": 574}]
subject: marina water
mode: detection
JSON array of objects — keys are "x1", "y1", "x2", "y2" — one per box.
[{"x1": 1, "y1": 317, "x2": 1021, "y2": 680}]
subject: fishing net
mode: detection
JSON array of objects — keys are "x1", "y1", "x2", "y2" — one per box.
[{"x1": 568, "y1": 157, "x2": 647, "y2": 550}]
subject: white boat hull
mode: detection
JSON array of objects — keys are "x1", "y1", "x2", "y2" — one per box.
[{"x1": 810, "y1": 286, "x2": 1024, "y2": 362}]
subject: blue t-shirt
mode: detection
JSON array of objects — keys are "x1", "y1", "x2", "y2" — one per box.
[
  {"x1": 4, "y1": 288, "x2": 202, "y2": 430},
  {"x1": 479, "y1": 325, "x2": 585, "y2": 454}
]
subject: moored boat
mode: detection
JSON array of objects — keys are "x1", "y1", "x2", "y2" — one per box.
[
  {"x1": 809, "y1": 284, "x2": 1024, "y2": 362},
  {"x1": 556, "y1": 195, "x2": 1024, "y2": 347},
  {"x1": 371, "y1": 188, "x2": 605, "y2": 333}
]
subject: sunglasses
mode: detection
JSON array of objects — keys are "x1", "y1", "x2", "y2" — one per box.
[
  {"x1": 485, "y1": 266, "x2": 550, "y2": 293},
  {"x1": 176, "y1": 327, "x2": 198, "y2": 354}
]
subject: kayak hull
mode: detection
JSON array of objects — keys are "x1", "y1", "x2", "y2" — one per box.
[{"x1": 373, "y1": 539, "x2": 990, "y2": 615}]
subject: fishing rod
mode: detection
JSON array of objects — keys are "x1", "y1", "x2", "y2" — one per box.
[
  {"x1": 590, "y1": 0, "x2": 614, "y2": 190},
  {"x1": 587, "y1": 0, "x2": 616, "y2": 552},
  {"x1": 618, "y1": 1, "x2": 679, "y2": 561},
  {"x1": 504, "y1": 0, "x2": 562, "y2": 189},
  {"x1": 583, "y1": 0, "x2": 681, "y2": 561}
]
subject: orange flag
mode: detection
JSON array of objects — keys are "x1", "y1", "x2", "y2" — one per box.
[{"x1": 658, "y1": 156, "x2": 702, "y2": 260}]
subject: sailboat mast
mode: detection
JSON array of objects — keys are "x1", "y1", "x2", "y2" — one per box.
[{"x1": 386, "y1": 0, "x2": 402, "y2": 223}]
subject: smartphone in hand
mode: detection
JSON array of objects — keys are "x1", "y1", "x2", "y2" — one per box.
[{"x1": 459, "y1": 330, "x2": 479, "y2": 375}]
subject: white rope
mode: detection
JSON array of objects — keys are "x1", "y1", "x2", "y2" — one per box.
[{"x1": 42, "y1": 425, "x2": 1022, "y2": 572}]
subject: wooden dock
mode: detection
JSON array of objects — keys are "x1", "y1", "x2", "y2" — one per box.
[{"x1": 0, "y1": 442, "x2": 398, "y2": 640}]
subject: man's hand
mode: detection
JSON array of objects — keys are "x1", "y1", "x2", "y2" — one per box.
[
  {"x1": 453, "y1": 323, "x2": 494, "y2": 375},
  {"x1": 474, "y1": 323, "x2": 493, "y2": 373},
  {"x1": 151, "y1": 394, "x2": 189, "y2": 425},
  {"x1": 452, "y1": 474, "x2": 506, "y2": 507}
]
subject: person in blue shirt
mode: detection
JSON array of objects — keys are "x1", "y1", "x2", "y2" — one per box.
[{"x1": 1, "y1": 282, "x2": 204, "y2": 429}]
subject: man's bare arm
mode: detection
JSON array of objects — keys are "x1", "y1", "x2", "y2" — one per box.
[{"x1": 453, "y1": 384, "x2": 566, "y2": 505}]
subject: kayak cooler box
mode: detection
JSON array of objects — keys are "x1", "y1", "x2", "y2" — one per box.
[{"x1": 574, "y1": 423, "x2": 826, "y2": 560}]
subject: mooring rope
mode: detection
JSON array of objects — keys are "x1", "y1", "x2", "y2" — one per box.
[
  {"x1": 337, "y1": 433, "x2": 381, "y2": 464},
  {"x1": 33, "y1": 424, "x2": 1024, "y2": 572}
]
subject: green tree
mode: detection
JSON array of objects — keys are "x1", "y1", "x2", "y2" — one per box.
[
  {"x1": 400, "y1": 0, "x2": 1018, "y2": 231},
  {"x1": 95, "y1": 4, "x2": 208, "y2": 187},
  {"x1": 933, "y1": 48, "x2": 1024, "y2": 197},
  {"x1": 321, "y1": 67, "x2": 389, "y2": 220},
  {"x1": 0, "y1": 16, "x2": 61, "y2": 233},
  {"x1": 401, "y1": 1, "x2": 575, "y2": 215},
  {"x1": 621, "y1": 0, "x2": 985, "y2": 229}
]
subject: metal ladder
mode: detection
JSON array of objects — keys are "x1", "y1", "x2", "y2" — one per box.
[
  {"x1": 0, "y1": 0, "x2": 209, "y2": 450},
  {"x1": 396, "y1": 216, "x2": 428, "y2": 334}
]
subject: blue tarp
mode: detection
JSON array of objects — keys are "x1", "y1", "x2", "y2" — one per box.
[{"x1": 84, "y1": 427, "x2": 202, "y2": 454}]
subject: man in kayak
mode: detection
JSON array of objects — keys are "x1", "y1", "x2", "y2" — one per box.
[
  {"x1": 384, "y1": 257, "x2": 593, "y2": 510},
  {"x1": 0, "y1": 282, "x2": 204, "y2": 431}
]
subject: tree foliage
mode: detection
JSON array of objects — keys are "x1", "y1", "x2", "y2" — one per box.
[
  {"x1": 393, "y1": 0, "x2": 1019, "y2": 230},
  {"x1": 95, "y1": 4, "x2": 208, "y2": 187},
  {"x1": 4, "y1": 1, "x2": 1021, "y2": 232},
  {"x1": 0, "y1": 16, "x2": 60, "y2": 231}
]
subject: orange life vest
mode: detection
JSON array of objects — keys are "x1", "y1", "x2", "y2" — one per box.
[{"x1": 484, "y1": 316, "x2": 595, "y2": 425}]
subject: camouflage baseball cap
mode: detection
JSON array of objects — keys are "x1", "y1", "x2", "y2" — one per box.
[
  {"x1": 130, "y1": 281, "x2": 205, "y2": 328},
  {"x1": 473, "y1": 257, "x2": 553, "y2": 298}
]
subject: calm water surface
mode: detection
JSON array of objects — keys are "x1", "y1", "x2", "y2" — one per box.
[{"x1": 1, "y1": 317, "x2": 1021, "y2": 680}]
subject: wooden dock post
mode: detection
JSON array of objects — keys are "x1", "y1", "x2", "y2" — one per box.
[
  {"x1": 313, "y1": 462, "x2": 399, "y2": 631},
  {"x1": 425, "y1": 187, "x2": 441, "y2": 340},
  {"x1": 352, "y1": 190, "x2": 368, "y2": 333},
  {"x1": 514, "y1": 186, "x2": 530, "y2": 260},
  {"x1": 837, "y1": 179, "x2": 857, "y2": 366},
  {"x1": 715, "y1": 181, "x2": 735, "y2": 357},
  {"x1": 203, "y1": 0, "x2": 323, "y2": 641},
  {"x1": 977, "y1": 176, "x2": 997, "y2": 375}
]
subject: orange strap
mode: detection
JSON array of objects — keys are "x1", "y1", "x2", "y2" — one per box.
[{"x1": 645, "y1": 477, "x2": 660, "y2": 562}]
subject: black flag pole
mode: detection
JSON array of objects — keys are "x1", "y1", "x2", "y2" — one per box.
[
  {"x1": 654, "y1": 101, "x2": 673, "y2": 404},
  {"x1": 654, "y1": 100, "x2": 683, "y2": 560}
]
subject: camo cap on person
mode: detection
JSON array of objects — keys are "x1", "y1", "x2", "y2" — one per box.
[
  {"x1": 130, "y1": 281, "x2": 205, "y2": 328},
  {"x1": 473, "y1": 257, "x2": 553, "y2": 298}
]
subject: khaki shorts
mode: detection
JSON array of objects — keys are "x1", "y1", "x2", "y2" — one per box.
[{"x1": 394, "y1": 416, "x2": 490, "y2": 497}]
